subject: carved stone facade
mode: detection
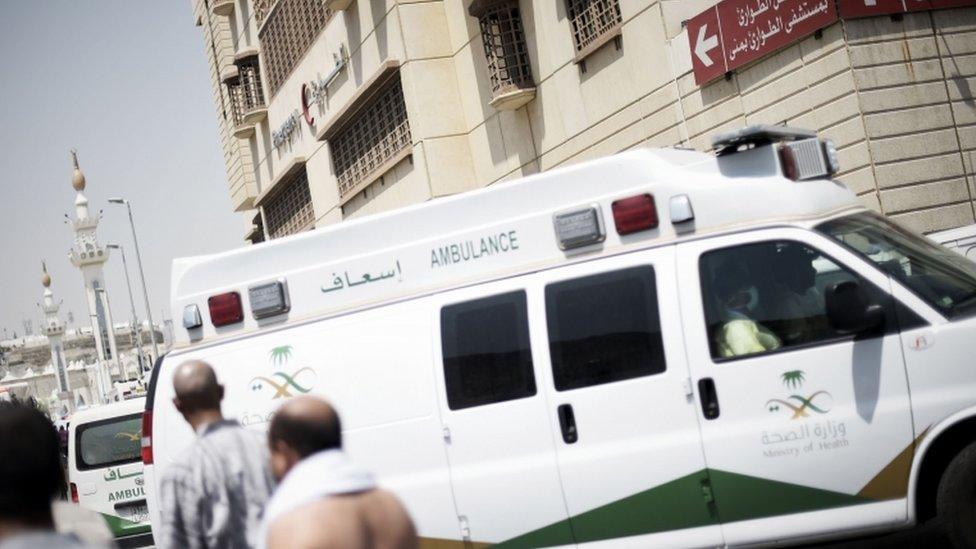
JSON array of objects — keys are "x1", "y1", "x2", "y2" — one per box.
[{"x1": 191, "y1": 0, "x2": 976, "y2": 237}]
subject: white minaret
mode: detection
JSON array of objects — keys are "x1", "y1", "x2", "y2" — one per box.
[
  {"x1": 67, "y1": 151, "x2": 119, "y2": 402},
  {"x1": 40, "y1": 262, "x2": 73, "y2": 413}
]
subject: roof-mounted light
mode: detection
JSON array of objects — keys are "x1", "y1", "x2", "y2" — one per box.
[
  {"x1": 208, "y1": 292, "x2": 244, "y2": 327},
  {"x1": 249, "y1": 279, "x2": 290, "y2": 319},
  {"x1": 612, "y1": 194, "x2": 658, "y2": 235},
  {"x1": 779, "y1": 138, "x2": 839, "y2": 181},
  {"x1": 182, "y1": 304, "x2": 202, "y2": 329},
  {"x1": 823, "y1": 139, "x2": 840, "y2": 176},
  {"x1": 669, "y1": 194, "x2": 695, "y2": 224},
  {"x1": 553, "y1": 205, "x2": 605, "y2": 250},
  {"x1": 712, "y1": 125, "x2": 817, "y2": 155}
]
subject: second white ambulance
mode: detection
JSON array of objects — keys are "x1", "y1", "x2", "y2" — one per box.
[
  {"x1": 69, "y1": 397, "x2": 153, "y2": 547},
  {"x1": 143, "y1": 126, "x2": 976, "y2": 548}
]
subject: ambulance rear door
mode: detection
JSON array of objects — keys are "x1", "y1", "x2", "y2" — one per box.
[{"x1": 71, "y1": 411, "x2": 151, "y2": 539}]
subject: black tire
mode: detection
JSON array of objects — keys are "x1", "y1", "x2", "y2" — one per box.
[{"x1": 937, "y1": 441, "x2": 976, "y2": 548}]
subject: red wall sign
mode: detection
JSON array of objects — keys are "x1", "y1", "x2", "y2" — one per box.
[
  {"x1": 689, "y1": 0, "x2": 839, "y2": 85},
  {"x1": 839, "y1": 0, "x2": 928, "y2": 18},
  {"x1": 838, "y1": 0, "x2": 976, "y2": 18},
  {"x1": 929, "y1": 0, "x2": 976, "y2": 8},
  {"x1": 689, "y1": 7, "x2": 727, "y2": 86}
]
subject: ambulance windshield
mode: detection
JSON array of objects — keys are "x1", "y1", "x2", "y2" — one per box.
[
  {"x1": 77, "y1": 413, "x2": 142, "y2": 470},
  {"x1": 818, "y1": 212, "x2": 976, "y2": 320}
]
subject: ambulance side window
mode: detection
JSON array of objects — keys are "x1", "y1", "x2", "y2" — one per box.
[
  {"x1": 441, "y1": 290, "x2": 537, "y2": 410},
  {"x1": 699, "y1": 240, "x2": 895, "y2": 360},
  {"x1": 545, "y1": 266, "x2": 666, "y2": 391}
]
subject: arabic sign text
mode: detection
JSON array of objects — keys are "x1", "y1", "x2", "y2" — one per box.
[{"x1": 690, "y1": 0, "x2": 839, "y2": 85}]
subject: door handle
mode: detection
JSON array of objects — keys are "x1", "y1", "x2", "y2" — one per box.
[
  {"x1": 557, "y1": 404, "x2": 578, "y2": 444},
  {"x1": 698, "y1": 378, "x2": 720, "y2": 420}
]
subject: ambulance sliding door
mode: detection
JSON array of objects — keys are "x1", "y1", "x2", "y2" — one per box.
[
  {"x1": 532, "y1": 246, "x2": 723, "y2": 547},
  {"x1": 434, "y1": 278, "x2": 573, "y2": 547}
]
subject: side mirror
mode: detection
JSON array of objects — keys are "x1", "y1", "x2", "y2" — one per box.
[{"x1": 825, "y1": 280, "x2": 885, "y2": 334}]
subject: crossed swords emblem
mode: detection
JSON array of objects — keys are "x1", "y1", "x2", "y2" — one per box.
[
  {"x1": 250, "y1": 367, "x2": 315, "y2": 399},
  {"x1": 766, "y1": 390, "x2": 832, "y2": 419}
]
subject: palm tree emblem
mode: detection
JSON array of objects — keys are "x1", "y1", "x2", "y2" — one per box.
[
  {"x1": 269, "y1": 345, "x2": 293, "y2": 367},
  {"x1": 781, "y1": 370, "x2": 805, "y2": 389}
]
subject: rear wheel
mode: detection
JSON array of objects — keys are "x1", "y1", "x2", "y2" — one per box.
[{"x1": 937, "y1": 440, "x2": 976, "y2": 548}]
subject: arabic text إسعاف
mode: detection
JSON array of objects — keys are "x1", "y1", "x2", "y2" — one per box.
[
  {"x1": 103, "y1": 467, "x2": 143, "y2": 482},
  {"x1": 321, "y1": 260, "x2": 403, "y2": 293}
]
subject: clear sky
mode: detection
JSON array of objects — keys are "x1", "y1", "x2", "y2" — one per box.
[{"x1": 0, "y1": 2, "x2": 243, "y2": 339}]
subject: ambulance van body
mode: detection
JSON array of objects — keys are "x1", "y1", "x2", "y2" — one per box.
[
  {"x1": 143, "y1": 127, "x2": 976, "y2": 548},
  {"x1": 69, "y1": 397, "x2": 153, "y2": 547},
  {"x1": 931, "y1": 224, "x2": 976, "y2": 261}
]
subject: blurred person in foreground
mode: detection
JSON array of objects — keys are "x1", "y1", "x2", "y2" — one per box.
[
  {"x1": 0, "y1": 402, "x2": 88, "y2": 548},
  {"x1": 158, "y1": 360, "x2": 275, "y2": 549},
  {"x1": 262, "y1": 396, "x2": 417, "y2": 549}
]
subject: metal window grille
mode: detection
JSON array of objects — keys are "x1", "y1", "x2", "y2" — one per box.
[
  {"x1": 238, "y1": 56, "x2": 265, "y2": 112},
  {"x1": 566, "y1": 0, "x2": 621, "y2": 53},
  {"x1": 253, "y1": 0, "x2": 274, "y2": 28},
  {"x1": 264, "y1": 169, "x2": 314, "y2": 239},
  {"x1": 227, "y1": 80, "x2": 246, "y2": 127},
  {"x1": 226, "y1": 56, "x2": 266, "y2": 127},
  {"x1": 477, "y1": 1, "x2": 534, "y2": 96},
  {"x1": 331, "y1": 76, "x2": 412, "y2": 201},
  {"x1": 259, "y1": 0, "x2": 333, "y2": 97}
]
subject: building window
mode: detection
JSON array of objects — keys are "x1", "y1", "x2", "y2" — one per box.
[
  {"x1": 259, "y1": 0, "x2": 333, "y2": 97},
  {"x1": 565, "y1": 0, "x2": 622, "y2": 58},
  {"x1": 263, "y1": 169, "x2": 314, "y2": 239},
  {"x1": 253, "y1": 0, "x2": 273, "y2": 29},
  {"x1": 226, "y1": 55, "x2": 266, "y2": 128},
  {"x1": 249, "y1": 213, "x2": 266, "y2": 245},
  {"x1": 471, "y1": 0, "x2": 534, "y2": 104},
  {"x1": 330, "y1": 75, "x2": 412, "y2": 202}
]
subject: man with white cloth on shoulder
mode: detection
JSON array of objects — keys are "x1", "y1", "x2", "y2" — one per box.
[{"x1": 261, "y1": 396, "x2": 417, "y2": 549}]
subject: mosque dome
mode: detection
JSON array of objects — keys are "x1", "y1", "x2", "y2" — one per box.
[{"x1": 41, "y1": 262, "x2": 51, "y2": 288}]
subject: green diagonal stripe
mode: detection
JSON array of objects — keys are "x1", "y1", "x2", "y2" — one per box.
[
  {"x1": 708, "y1": 469, "x2": 868, "y2": 524},
  {"x1": 100, "y1": 512, "x2": 152, "y2": 537},
  {"x1": 489, "y1": 469, "x2": 870, "y2": 548}
]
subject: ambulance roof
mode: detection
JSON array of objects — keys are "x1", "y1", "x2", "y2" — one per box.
[
  {"x1": 171, "y1": 144, "x2": 863, "y2": 346},
  {"x1": 71, "y1": 397, "x2": 146, "y2": 426}
]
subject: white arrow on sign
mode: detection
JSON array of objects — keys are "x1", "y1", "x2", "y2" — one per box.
[{"x1": 695, "y1": 23, "x2": 720, "y2": 67}]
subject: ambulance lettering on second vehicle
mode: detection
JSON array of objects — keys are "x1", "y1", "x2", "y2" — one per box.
[{"x1": 108, "y1": 487, "x2": 146, "y2": 503}]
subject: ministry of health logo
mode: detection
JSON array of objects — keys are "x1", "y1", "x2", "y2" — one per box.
[
  {"x1": 250, "y1": 345, "x2": 316, "y2": 399},
  {"x1": 766, "y1": 370, "x2": 832, "y2": 420}
]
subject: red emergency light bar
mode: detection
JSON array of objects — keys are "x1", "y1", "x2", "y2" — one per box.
[
  {"x1": 612, "y1": 194, "x2": 658, "y2": 235},
  {"x1": 208, "y1": 292, "x2": 244, "y2": 327}
]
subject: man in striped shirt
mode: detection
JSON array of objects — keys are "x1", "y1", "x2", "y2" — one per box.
[{"x1": 157, "y1": 361, "x2": 275, "y2": 549}]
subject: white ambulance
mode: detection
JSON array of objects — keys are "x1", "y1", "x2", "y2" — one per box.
[
  {"x1": 143, "y1": 126, "x2": 976, "y2": 548},
  {"x1": 931, "y1": 224, "x2": 976, "y2": 261},
  {"x1": 69, "y1": 397, "x2": 153, "y2": 547}
]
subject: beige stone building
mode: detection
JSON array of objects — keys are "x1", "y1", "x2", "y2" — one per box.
[{"x1": 190, "y1": 0, "x2": 976, "y2": 242}]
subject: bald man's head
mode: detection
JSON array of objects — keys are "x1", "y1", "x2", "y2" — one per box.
[
  {"x1": 269, "y1": 396, "x2": 342, "y2": 466},
  {"x1": 172, "y1": 360, "x2": 223, "y2": 415}
]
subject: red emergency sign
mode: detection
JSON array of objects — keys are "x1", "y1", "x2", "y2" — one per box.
[
  {"x1": 838, "y1": 0, "x2": 976, "y2": 19},
  {"x1": 689, "y1": 0, "x2": 839, "y2": 86}
]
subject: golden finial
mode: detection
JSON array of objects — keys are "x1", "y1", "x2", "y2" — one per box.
[{"x1": 71, "y1": 149, "x2": 86, "y2": 191}]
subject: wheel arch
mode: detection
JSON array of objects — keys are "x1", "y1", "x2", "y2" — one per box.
[{"x1": 909, "y1": 407, "x2": 976, "y2": 523}]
